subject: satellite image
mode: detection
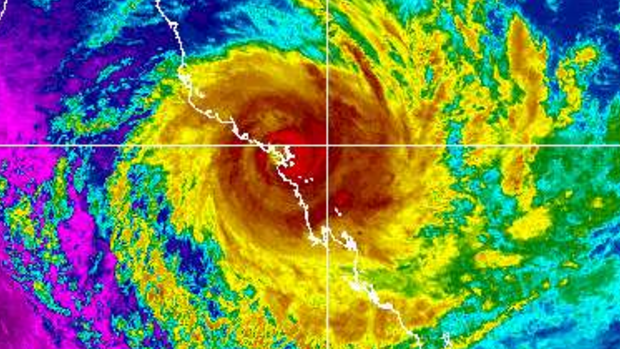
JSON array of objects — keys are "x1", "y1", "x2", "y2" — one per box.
[{"x1": 1, "y1": 0, "x2": 620, "y2": 348}]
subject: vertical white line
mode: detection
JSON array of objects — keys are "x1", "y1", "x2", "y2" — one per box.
[{"x1": 325, "y1": 0, "x2": 331, "y2": 347}]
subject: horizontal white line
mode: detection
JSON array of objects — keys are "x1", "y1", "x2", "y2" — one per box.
[
  {"x1": 1, "y1": 143, "x2": 620, "y2": 148},
  {"x1": 0, "y1": 144, "x2": 266, "y2": 148}
]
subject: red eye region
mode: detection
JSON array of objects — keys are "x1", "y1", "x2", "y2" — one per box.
[
  {"x1": 256, "y1": 126, "x2": 326, "y2": 186},
  {"x1": 279, "y1": 146, "x2": 326, "y2": 180},
  {"x1": 213, "y1": 127, "x2": 328, "y2": 251}
]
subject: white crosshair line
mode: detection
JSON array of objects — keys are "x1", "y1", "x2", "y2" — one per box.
[
  {"x1": 2, "y1": 144, "x2": 620, "y2": 148},
  {"x1": 325, "y1": 0, "x2": 331, "y2": 346}
]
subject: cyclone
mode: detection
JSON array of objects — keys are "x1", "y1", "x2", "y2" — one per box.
[{"x1": 2, "y1": 0, "x2": 620, "y2": 349}]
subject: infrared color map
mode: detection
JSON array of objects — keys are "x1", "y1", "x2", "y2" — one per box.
[{"x1": 1, "y1": 0, "x2": 620, "y2": 349}]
